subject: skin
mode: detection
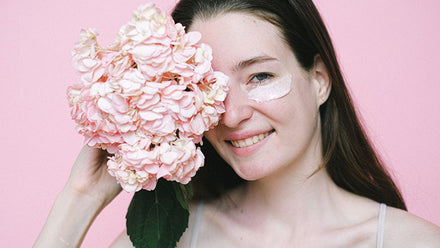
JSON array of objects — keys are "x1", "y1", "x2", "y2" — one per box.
[{"x1": 34, "y1": 12, "x2": 440, "y2": 248}]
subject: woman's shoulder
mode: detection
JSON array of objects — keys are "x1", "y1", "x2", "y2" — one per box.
[{"x1": 384, "y1": 206, "x2": 440, "y2": 247}]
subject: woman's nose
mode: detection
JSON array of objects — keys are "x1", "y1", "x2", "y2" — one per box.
[{"x1": 220, "y1": 83, "x2": 253, "y2": 128}]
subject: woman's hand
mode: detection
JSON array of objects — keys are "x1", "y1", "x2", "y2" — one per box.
[{"x1": 64, "y1": 145, "x2": 122, "y2": 207}]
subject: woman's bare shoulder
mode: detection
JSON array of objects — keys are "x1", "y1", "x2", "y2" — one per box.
[{"x1": 384, "y1": 206, "x2": 440, "y2": 247}]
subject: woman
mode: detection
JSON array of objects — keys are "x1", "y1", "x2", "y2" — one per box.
[{"x1": 35, "y1": 0, "x2": 440, "y2": 247}]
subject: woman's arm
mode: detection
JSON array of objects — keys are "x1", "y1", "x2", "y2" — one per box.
[
  {"x1": 33, "y1": 188, "x2": 106, "y2": 247},
  {"x1": 34, "y1": 146, "x2": 122, "y2": 247}
]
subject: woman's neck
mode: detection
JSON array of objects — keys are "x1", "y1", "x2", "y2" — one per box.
[
  {"x1": 223, "y1": 166, "x2": 372, "y2": 235},
  {"x1": 211, "y1": 130, "x2": 379, "y2": 242}
]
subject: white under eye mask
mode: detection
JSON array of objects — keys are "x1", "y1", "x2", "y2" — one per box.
[{"x1": 247, "y1": 74, "x2": 293, "y2": 102}]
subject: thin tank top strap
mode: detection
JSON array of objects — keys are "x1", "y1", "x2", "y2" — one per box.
[
  {"x1": 376, "y1": 203, "x2": 387, "y2": 248},
  {"x1": 190, "y1": 202, "x2": 204, "y2": 248}
]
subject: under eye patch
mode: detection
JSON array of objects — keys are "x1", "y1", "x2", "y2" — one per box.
[{"x1": 247, "y1": 74, "x2": 292, "y2": 102}]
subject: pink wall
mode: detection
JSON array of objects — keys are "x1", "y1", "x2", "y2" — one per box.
[{"x1": 1, "y1": 0, "x2": 438, "y2": 247}]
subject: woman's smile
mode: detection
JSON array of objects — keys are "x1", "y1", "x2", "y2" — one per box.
[{"x1": 228, "y1": 129, "x2": 274, "y2": 148}]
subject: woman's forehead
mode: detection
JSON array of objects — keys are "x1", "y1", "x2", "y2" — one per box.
[{"x1": 189, "y1": 12, "x2": 292, "y2": 73}]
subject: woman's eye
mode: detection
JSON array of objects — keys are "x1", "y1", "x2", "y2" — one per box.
[{"x1": 249, "y1": 73, "x2": 273, "y2": 84}]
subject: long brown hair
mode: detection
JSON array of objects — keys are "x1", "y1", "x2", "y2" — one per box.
[{"x1": 172, "y1": 0, "x2": 407, "y2": 210}]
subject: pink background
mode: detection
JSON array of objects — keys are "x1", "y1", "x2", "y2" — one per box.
[{"x1": 1, "y1": 0, "x2": 439, "y2": 247}]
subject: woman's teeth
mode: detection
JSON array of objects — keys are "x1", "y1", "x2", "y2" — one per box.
[{"x1": 230, "y1": 131, "x2": 272, "y2": 148}]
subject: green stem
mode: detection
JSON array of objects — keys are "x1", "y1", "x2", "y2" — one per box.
[{"x1": 155, "y1": 189, "x2": 160, "y2": 241}]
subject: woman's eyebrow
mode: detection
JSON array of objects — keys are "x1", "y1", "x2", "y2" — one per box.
[{"x1": 232, "y1": 55, "x2": 278, "y2": 72}]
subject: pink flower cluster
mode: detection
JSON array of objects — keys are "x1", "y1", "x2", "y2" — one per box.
[{"x1": 67, "y1": 4, "x2": 228, "y2": 192}]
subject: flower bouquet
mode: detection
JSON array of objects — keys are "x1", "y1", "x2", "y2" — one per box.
[{"x1": 67, "y1": 3, "x2": 228, "y2": 247}]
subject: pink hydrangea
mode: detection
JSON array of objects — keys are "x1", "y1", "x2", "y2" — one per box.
[{"x1": 67, "y1": 4, "x2": 228, "y2": 192}]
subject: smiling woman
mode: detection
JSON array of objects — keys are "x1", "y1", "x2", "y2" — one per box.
[
  {"x1": 176, "y1": 0, "x2": 401, "y2": 206},
  {"x1": 170, "y1": 0, "x2": 440, "y2": 247},
  {"x1": 194, "y1": 12, "x2": 326, "y2": 182},
  {"x1": 33, "y1": 0, "x2": 440, "y2": 247}
]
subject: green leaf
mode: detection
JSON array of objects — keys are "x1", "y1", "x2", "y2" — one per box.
[
  {"x1": 126, "y1": 179, "x2": 191, "y2": 248},
  {"x1": 173, "y1": 182, "x2": 193, "y2": 211}
]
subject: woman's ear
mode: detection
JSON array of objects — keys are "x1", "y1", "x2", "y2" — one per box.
[{"x1": 312, "y1": 55, "x2": 331, "y2": 106}]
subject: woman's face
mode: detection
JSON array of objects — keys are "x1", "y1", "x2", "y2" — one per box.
[{"x1": 191, "y1": 12, "x2": 330, "y2": 181}]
